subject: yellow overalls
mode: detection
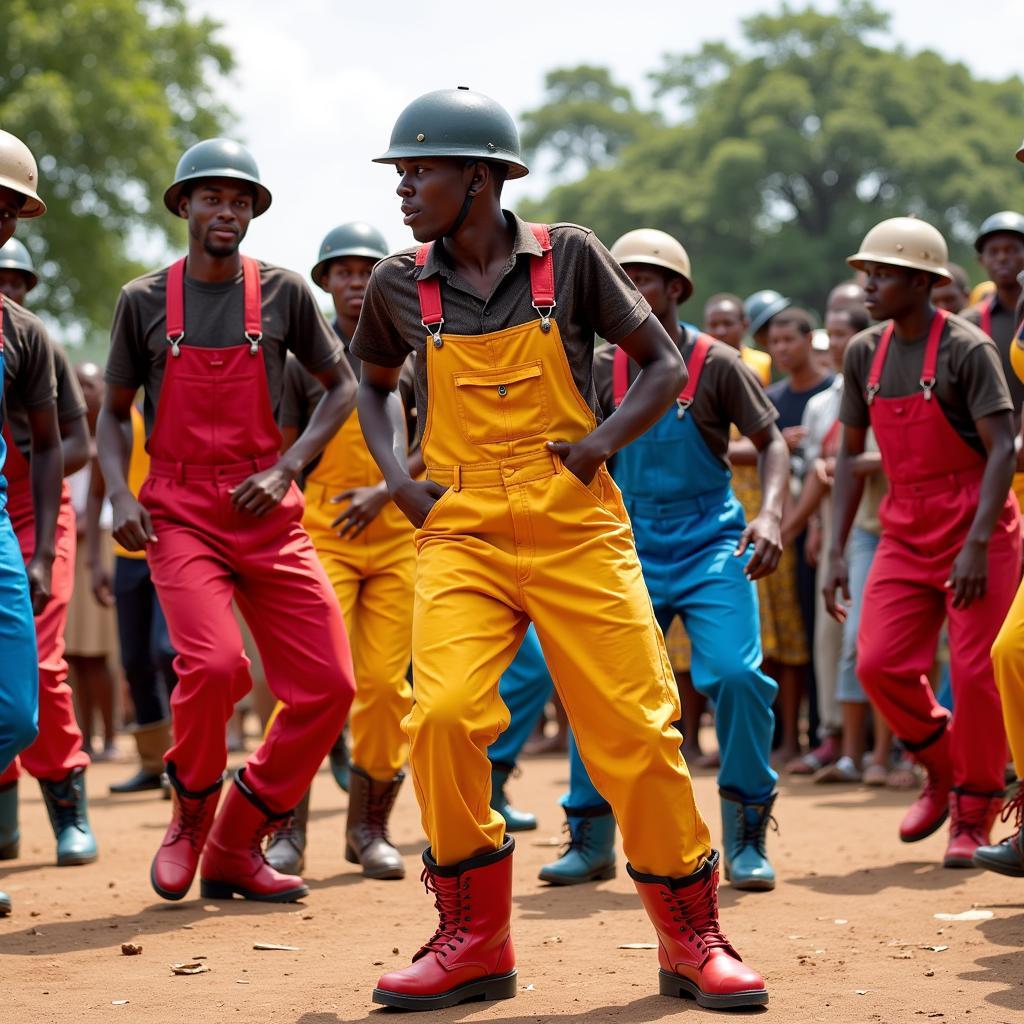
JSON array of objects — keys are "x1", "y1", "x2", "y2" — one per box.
[
  {"x1": 992, "y1": 332, "x2": 1024, "y2": 776},
  {"x1": 407, "y1": 225, "x2": 711, "y2": 872},
  {"x1": 302, "y1": 400, "x2": 415, "y2": 780}
]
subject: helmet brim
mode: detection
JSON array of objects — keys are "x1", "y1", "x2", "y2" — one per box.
[
  {"x1": 847, "y1": 252, "x2": 952, "y2": 281},
  {"x1": 372, "y1": 151, "x2": 529, "y2": 179},
  {"x1": 0, "y1": 260, "x2": 38, "y2": 290},
  {"x1": 618, "y1": 256, "x2": 694, "y2": 302},
  {"x1": 974, "y1": 228, "x2": 1024, "y2": 253},
  {"x1": 748, "y1": 295, "x2": 792, "y2": 334},
  {"x1": 163, "y1": 171, "x2": 273, "y2": 218},
  {"x1": 0, "y1": 175, "x2": 46, "y2": 218},
  {"x1": 311, "y1": 249, "x2": 386, "y2": 290}
]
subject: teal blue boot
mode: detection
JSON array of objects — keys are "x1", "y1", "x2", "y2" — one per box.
[
  {"x1": 39, "y1": 768, "x2": 98, "y2": 866},
  {"x1": 0, "y1": 781, "x2": 19, "y2": 860},
  {"x1": 0, "y1": 890, "x2": 10, "y2": 916},
  {"x1": 490, "y1": 762, "x2": 537, "y2": 832},
  {"x1": 538, "y1": 805, "x2": 617, "y2": 885},
  {"x1": 720, "y1": 788, "x2": 776, "y2": 891},
  {"x1": 329, "y1": 730, "x2": 350, "y2": 793}
]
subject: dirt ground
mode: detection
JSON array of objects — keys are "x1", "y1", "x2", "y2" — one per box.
[{"x1": 3, "y1": 732, "x2": 1023, "y2": 1024}]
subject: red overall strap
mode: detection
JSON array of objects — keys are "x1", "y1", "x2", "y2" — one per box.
[
  {"x1": 414, "y1": 226, "x2": 556, "y2": 329},
  {"x1": 527, "y1": 224, "x2": 555, "y2": 308},
  {"x1": 613, "y1": 332, "x2": 713, "y2": 409},
  {"x1": 867, "y1": 309, "x2": 947, "y2": 403},
  {"x1": 0, "y1": 291, "x2": 4, "y2": 354},
  {"x1": 981, "y1": 296, "x2": 993, "y2": 339},
  {"x1": 415, "y1": 245, "x2": 443, "y2": 328},
  {"x1": 165, "y1": 255, "x2": 263, "y2": 346}
]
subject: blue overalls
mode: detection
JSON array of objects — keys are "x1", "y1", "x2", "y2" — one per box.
[{"x1": 0, "y1": 294, "x2": 41, "y2": 774}]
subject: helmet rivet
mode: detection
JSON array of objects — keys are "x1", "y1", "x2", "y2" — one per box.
[
  {"x1": 487, "y1": 142, "x2": 496, "y2": 151},
  {"x1": 417, "y1": 133, "x2": 425, "y2": 142},
  {"x1": 896, "y1": 243, "x2": 904, "y2": 252}
]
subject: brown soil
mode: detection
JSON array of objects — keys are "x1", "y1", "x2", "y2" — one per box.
[{"x1": 4, "y1": 736, "x2": 1022, "y2": 1023}]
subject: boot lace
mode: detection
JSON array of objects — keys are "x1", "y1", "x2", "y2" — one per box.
[
  {"x1": 169, "y1": 794, "x2": 212, "y2": 849},
  {"x1": 44, "y1": 778, "x2": 86, "y2": 834},
  {"x1": 740, "y1": 803, "x2": 779, "y2": 857},
  {"x1": 559, "y1": 817, "x2": 591, "y2": 857},
  {"x1": 415, "y1": 869, "x2": 472, "y2": 960},
  {"x1": 659, "y1": 874, "x2": 733, "y2": 957},
  {"x1": 996, "y1": 790, "x2": 1024, "y2": 846},
  {"x1": 366, "y1": 782, "x2": 399, "y2": 843},
  {"x1": 268, "y1": 814, "x2": 301, "y2": 851}
]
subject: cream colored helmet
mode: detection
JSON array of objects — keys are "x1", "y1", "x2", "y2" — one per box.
[
  {"x1": 1016, "y1": 137, "x2": 1024, "y2": 163},
  {"x1": 847, "y1": 216, "x2": 951, "y2": 281},
  {"x1": 611, "y1": 228, "x2": 693, "y2": 301},
  {"x1": 0, "y1": 130, "x2": 46, "y2": 218}
]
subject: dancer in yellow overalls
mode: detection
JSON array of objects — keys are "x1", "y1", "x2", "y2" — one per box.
[
  {"x1": 265, "y1": 223, "x2": 419, "y2": 880},
  {"x1": 352, "y1": 88, "x2": 767, "y2": 1012}
]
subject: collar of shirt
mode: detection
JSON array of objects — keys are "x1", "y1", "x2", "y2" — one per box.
[
  {"x1": 331, "y1": 319, "x2": 351, "y2": 349},
  {"x1": 416, "y1": 212, "x2": 544, "y2": 296}
]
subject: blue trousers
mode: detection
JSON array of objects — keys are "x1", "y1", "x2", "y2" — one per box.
[
  {"x1": 489, "y1": 624, "x2": 552, "y2": 767},
  {"x1": 0, "y1": 512, "x2": 39, "y2": 773},
  {"x1": 564, "y1": 503, "x2": 779, "y2": 809}
]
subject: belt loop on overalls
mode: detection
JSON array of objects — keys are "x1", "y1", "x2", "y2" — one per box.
[
  {"x1": 528, "y1": 223, "x2": 556, "y2": 332},
  {"x1": 452, "y1": 465, "x2": 461, "y2": 492}
]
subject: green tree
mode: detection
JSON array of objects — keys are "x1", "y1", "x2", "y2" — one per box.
[
  {"x1": 520, "y1": 66, "x2": 660, "y2": 181},
  {"x1": 1, "y1": 0, "x2": 234, "y2": 348},
  {"x1": 518, "y1": 1, "x2": 1024, "y2": 316}
]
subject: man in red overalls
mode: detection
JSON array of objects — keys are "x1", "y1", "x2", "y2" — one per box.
[
  {"x1": 97, "y1": 139, "x2": 357, "y2": 903},
  {"x1": 825, "y1": 216, "x2": 1020, "y2": 867},
  {"x1": 0, "y1": 244, "x2": 95, "y2": 869}
]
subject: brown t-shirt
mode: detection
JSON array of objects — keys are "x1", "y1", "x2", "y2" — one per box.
[
  {"x1": 105, "y1": 260, "x2": 346, "y2": 436},
  {"x1": 8, "y1": 342, "x2": 86, "y2": 458},
  {"x1": 963, "y1": 294, "x2": 1024, "y2": 414},
  {"x1": 840, "y1": 312, "x2": 1012, "y2": 454},
  {"x1": 281, "y1": 325, "x2": 418, "y2": 442},
  {"x1": 593, "y1": 329, "x2": 777, "y2": 467},
  {"x1": 1, "y1": 297, "x2": 57, "y2": 448},
  {"x1": 350, "y1": 213, "x2": 651, "y2": 430}
]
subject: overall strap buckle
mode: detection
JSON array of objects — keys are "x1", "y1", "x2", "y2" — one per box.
[
  {"x1": 245, "y1": 331, "x2": 263, "y2": 357},
  {"x1": 865, "y1": 382, "x2": 880, "y2": 406},
  {"x1": 167, "y1": 332, "x2": 184, "y2": 358},
  {"x1": 919, "y1": 376, "x2": 936, "y2": 401}
]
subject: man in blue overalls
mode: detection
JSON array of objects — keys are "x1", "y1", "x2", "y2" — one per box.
[
  {"x1": 0, "y1": 129, "x2": 64, "y2": 917},
  {"x1": 540, "y1": 229, "x2": 790, "y2": 890}
]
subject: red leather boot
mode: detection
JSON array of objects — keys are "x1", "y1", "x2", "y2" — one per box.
[
  {"x1": 900, "y1": 728, "x2": 953, "y2": 843},
  {"x1": 629, "y1": 850, "x2": 768, "y2": 1009},
  {"x1": 150, "y1": 765, "x2": 223, "y2": 901},
  {"x1": 199, "y1": 770, "x2": 308, "y2": 902},
  {"x1": 944, "y1": 790, "x2": 1004, "y2": 868},
  {"x1": 373, "y1": 837, "x2": 517, "y2": 1010}
]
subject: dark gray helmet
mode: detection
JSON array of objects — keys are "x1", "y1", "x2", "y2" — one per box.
[
  {"x1": 0, "y1": 237, "x2": 38, "y2": 290},
  {"x1": 974, "y1": 210, "x2": 1024, "y2": 252},
  {"x1": 164, "y1": 138, "x2": 272, "y2": 217},
  {"x1": 744, "y1": 289, "x2": 792, "y2": 335},
  {"x1": 374, "y1": 88, "x2": 528, "y2": 179},
  {"x1": 311, "y1": 222, "x2": 389, "y2": 289}
]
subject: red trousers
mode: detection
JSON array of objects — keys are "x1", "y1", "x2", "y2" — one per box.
[
  {"x1": 140, "y1": 473, "x2": 355, "y2": 813},
  {"x1": 0, "y1": 491, "x2": 89, "y2": 785},
  {"x1": 857, "y1": 497, "x2": 1020, "y2": 794}
]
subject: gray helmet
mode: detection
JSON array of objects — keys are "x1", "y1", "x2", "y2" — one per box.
[
  {"x1": 974, "y1": 210, "x2": 1024, "y2": 252},
  {"x1": 311, "y1": 222, "x2": 389, "y2": 289},
  {"x1": 744, "y1": 289, "x2": 792, "y2": 335},
  {"x1": 374, "y1": 87, "x2": 528, "y2": 179},
  {"x1": 163, "y1": 138, "x2": 272, "y2": 217},
  {"x1": 0, "y1": 237, "x2": 38, "y2": 290}
]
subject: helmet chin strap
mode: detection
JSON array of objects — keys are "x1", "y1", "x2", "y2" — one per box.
[{"x1": 444, "y1": 161, "x2": 481, "y2": 240}]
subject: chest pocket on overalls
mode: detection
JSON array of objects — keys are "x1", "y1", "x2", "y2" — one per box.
[{"x1": 453, "y1": 361, "x2": 550, "y2": 445}]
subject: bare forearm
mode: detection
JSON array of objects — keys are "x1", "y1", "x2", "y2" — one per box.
[
  {"x1": 97, "y1": 408, "x2": 132, "y2": 501},
  {"x1": 850, "y1": 451, "x2": 883, "y2": 479},
  {"x1": 756, "y1": 436, "x2": 789, "y2": 522},
  {"x1": 280, "y1": 380, "x2": 355, "y2": 478},
  {"x1": 358, "y1": 380, "x2": 414, "y2": 492},
  {"x1": 729, "y1": 437, "x2": 759, "y2": 466},
  {"x1": 829, "y1": 450, "x2": 865, "y2": 556},
  {"x1": 30, "y1": 446, "x2": 62, "y2": 561},
  {"x1": 968, "y1": 438, "x2": 1015, "y2": 545}
]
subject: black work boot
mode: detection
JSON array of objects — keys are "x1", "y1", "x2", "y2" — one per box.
[{"x1": 265, "y1": 788, "x2": 310, "y2": 875}]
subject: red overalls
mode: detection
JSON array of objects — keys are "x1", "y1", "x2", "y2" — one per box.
[
  {"x1": 856, "y1": 310, "x2": 1020, "y2": 795},
  {"x1": 140, "y1": 256, "x2": 355, "y2": 812},
  {"x1": 0, "y1": 423, "x2": 86, "y2": 786}
]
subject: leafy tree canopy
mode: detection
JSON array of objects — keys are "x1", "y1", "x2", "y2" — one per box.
[
  {"x1": 2, "y1": 0, "x2": 234, "y2": 347},
  {"x1": 518, "y1": 1, "x2": 1024, "y2": 316}
]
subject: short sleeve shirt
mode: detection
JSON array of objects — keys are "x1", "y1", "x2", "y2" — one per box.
[
  {"x1": 593, "y1": 328, "x2": 777, "y2": 468},
  {"x1": 1, "y1": 297, "x2": 57, "y2": 443},
  {"x1": 840, "y1": 313, "x2": 1012, "y2": 455},
  {"x1": 963, "y1": 295, "x2": 1024, "y2": 414},
  {"x1": 8, "y1": 341, "x2": 86, "y2": 458},
  {"x1": 105, "y1": 261, "x2": 345, "y2": 437},
  {"x1": 350, "y1": 213, "x2": 651, "y2": 430}
]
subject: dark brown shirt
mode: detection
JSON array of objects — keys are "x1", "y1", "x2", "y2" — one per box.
[
  {"x1": 106, "y1": 261, "x2": 346, "y2": 436},
  {"x1": 1, "y1": 297, "x2": 57, "y2": 446},
  {"x1": 963, "y1": 293, "x2": 1024, "y2": 414},
  {"x1": 594, "y1": 329, "x2": 777, "y2": 467},
  {"x1": 840, "y1": 312, "x2": 1012, "y2": 454},
  {"x1": 350, "y1": 212, "x2": 651, "y2": 428},
  {"x1": 8, "y1": 342, "x2": 85, "y2": 458},
  {"x1": 282, "y1": 325, "x2": 418, "y2": 442}
]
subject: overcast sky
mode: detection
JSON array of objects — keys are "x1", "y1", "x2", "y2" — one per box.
[{"x1": 185, "y1": 0, "x2": 1023, "y2": 281}]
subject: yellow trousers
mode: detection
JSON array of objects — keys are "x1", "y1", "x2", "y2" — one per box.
[
  {"x1": 409, "y1": 452, "x2": 711, "y2": 875},
  {"x1": 305, "y1": 482, "x2": 414, "y2": 780},
  {"x1": 992, "y1": 574, "x2": 1024, "y2": 778}
]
